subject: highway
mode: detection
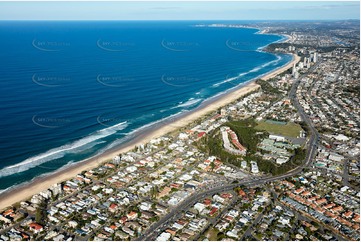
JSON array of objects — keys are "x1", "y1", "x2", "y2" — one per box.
[{"x1": 138, "y1": 59, "x2": 322, "y2": 241}]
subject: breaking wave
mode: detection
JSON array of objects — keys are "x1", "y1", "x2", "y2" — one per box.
[{"x1": 0, "y1": 121, "x2": 128, "y2": 178}]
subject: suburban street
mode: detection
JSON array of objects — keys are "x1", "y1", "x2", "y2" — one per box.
[{"x1": 138, "y1": 59, "x2": 322, "y2": 241}]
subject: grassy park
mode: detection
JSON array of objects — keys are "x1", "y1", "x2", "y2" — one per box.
[{"x1": 255, "y1": 120, "x2": 303, "y2": 138}]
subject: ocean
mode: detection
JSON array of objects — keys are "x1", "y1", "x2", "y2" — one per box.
[{"x1": 0, "y1": 21, "x2": 291, "y2": 191}]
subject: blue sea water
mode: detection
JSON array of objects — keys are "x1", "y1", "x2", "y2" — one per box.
[{"x1": 0, "y1": 21, "x2": 291, "y2": 191}]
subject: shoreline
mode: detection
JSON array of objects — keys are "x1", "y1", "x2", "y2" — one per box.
[
  {"x1": 0, "y1": 84, "x2": 262, "y2": 210},
  {"x1": 0, "y1": 45, "x2": 300, "y2": 211},
  {"x1": 0, "y1": 53, "x2": 300, "y2": 210},
  {"x1": 261, "y1": 53, "x2": 300, "y2": 80}
]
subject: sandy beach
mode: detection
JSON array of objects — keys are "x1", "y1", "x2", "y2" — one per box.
[
  {"x1": 261, "y1": 54, "x2": 300, "y2": 80},
  {"x1": 0, "y1": 53, "x2": 300, "y2": 210}
]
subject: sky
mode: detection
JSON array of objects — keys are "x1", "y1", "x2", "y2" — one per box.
[{"x1": 0, "y1": 1, "x2": 359, "y2": 21}]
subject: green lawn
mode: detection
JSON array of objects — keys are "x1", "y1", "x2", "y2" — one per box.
[{"x1": 255, "y1": 120, "x2": 303, "y2": 138}]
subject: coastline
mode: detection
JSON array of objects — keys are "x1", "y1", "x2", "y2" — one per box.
[
  {"x1": 0, "y1": 23, "x2": 300, "y2": 209},
  {"x1": 1, "y1": 85, "x2": 263, "y2": 210},
  {"x1": 0, "y1": 52, "x2": 300, "y2": 210},
  {"x1": 261, "y1": 53, "x2": 300, "y2": 80}
]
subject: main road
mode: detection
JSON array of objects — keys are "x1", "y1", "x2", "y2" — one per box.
[{"x1": 138, "y1": 58, "x2": 321, "y2": 241}]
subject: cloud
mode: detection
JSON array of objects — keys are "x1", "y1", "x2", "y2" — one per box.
[
  {"x1": 300, "y1": 3, "x2": 360, "y2": 10},
  {"x1": 235, "y1": 2, "x2": 359, "y2": 11}
]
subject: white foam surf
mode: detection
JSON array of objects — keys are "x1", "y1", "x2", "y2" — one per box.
[
  {"x1": 212, "y1": 55, "x2": 281, "y2": 88},
  {"x1": 212, "y1": 72, "x2": 248, "y2": 88},
  {"x1": 0, "y1": 121, "x2": 128, "y2": 178},
  {"x1": 0, "y1": 160, "x2": 76, "y2": 195},
  {"x1": 176, "y1": 98, "x2": 202, "y2": 108},
  {"x1": 98, "y1": 110, "x2": 186, "y2": 152}
]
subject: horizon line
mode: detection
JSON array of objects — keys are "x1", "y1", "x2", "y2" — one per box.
[{"x1": 0, "y1": 19, "x2": 360, "y2": 21}]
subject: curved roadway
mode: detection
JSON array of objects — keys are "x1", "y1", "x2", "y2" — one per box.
[{"x1": 138, "y1": 58, "x2": 321, "y2": 241}]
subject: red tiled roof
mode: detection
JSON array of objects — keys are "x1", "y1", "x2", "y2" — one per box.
[
  {"x1": 170, "y1": 183, "x2": 181, "y2": 188},
  {"x1": 3, "y1": 209, "x2": 14, "y2": 216},
  {"x1": 238, "y1": 189, "x2": 246, "y2": 197},
  {"x1": 301, "y1": 191, "x2": 311, "y2": 197},
  {"x1": 315, "y1": 207, "x2": 325, "y2": 214},
  {"x1": 166, "y1": 229, "x2": 177, "y2": 236},
  {"x1": 29, "y1": 223, "x2": 43, "y2": 231},
  {"x1": 352, "y1": 223, "x2": 360, "y2": 230},
  {"x1": 210, "y1": 207, "x2": 218, "y2": 216},
  {"x1": 324, "y1": 203, "x2": 335, "y2": 209},
  {"x1": 224, "y1": 215, "x2": 234, "y2": 222},
  {"x1": 325, "y1": 211, "x2": 337, "y2": 219},
  {"x1": 127, "y1": 211, "x2": 138, "y2": 219},
  {"x1": 109, "y1": 203, "x2": 118, "y2": 209},
  {"x1": 294, "y1": 187, "x2": 305, "y2": 194},
  {"x1": 119, "y1": 216, "x2": 128, "y2": 224},
  {"x1": 336, "y1": 217, "x2": 352, "y2": 227},
  {"x1": 197, "y1": 132, "x2": 206, "y2": 138},
  {"x1": 226, "y1": 129, "x2": 246, "y2": 151},
  {"x1": 310, "y1": 203, "x2": 317, "y2": 209},
  {"x1": 21, "y1": 233, "x2": 29, "y2": 239},
  {"x1": 331, "y1": 206, "x2": 343, "y2": 213},
  {"x1": 304, "y1": 200, "x2": 312, "y2": 206},
  {"x1": 315, "y1": 198, "x2": 327, "y2": 205},
  {"x1": 177, "y1": 219, "x2": 187, "y2": 225},
  {"x1": 343, "y1": 211, "x2": 353, "y2": 218},
  {"x1": 203, "y1": 199, "x2": 212, "y2": 206},
  {"x1": 221, "y1": 193, "x2": 233, "y2": 199},
  {"x1": 63, "y1": 185, "x2": 71, "y2": 190}
]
